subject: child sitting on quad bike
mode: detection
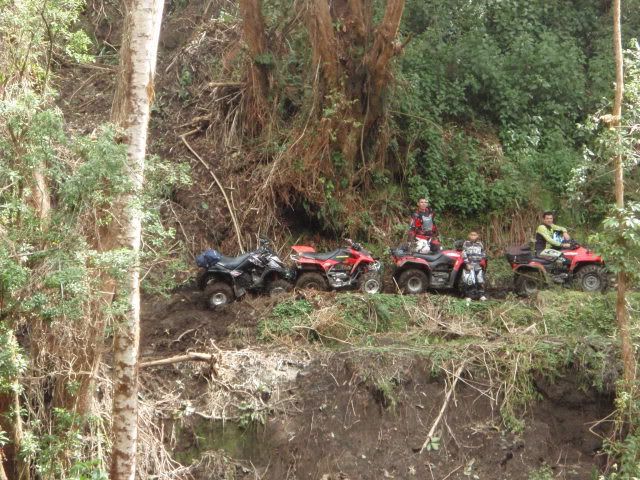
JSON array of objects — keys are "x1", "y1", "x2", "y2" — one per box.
[
  {"x1": 462, "y1": 231, "x2": 487, "y2": 301},
  {"x1": 408, "y1": 198, "x2": 441, "y2": 253}
]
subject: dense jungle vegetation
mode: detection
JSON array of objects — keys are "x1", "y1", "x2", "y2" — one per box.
[{"x1": 1, "y1": 0, "x2": 640, "y2": 478}]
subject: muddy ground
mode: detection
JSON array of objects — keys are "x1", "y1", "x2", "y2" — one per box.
[{"x1": 140, "y1": 290, "x2": 614, "y2": 480}]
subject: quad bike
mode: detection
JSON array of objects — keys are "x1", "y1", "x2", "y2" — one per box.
[
  {"x1": 390, "y1": 240, "x2": 487, "y2": 294},
  {"x1": 195, "y1": 238, "x2": 295, "y2": 309},
  {"x1": 505, "y1": 240, "x2": 608, "y2": 297},
  {"x1": 290, "y1": 239, "x2": 383, "y2": 293}
]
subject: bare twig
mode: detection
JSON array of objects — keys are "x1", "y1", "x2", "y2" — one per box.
[
  {"x1": 419, "y1": 362, "x2": 466, "y2": 453},
  {"x1": 180, "y1": 130, "x2": 245, "y2": 252}
]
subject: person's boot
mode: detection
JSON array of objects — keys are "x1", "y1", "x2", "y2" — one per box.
[{"x1": 478, "y1": 287, "x2": 487, "y2": 301}]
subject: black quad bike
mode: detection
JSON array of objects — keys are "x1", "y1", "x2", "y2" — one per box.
[{"x1": 195, "y1": 238, "x2": 295, "y2": 309}]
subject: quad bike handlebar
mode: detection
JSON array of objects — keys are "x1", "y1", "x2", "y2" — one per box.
[
  {"x1": 344, "y1": 238, "x2": 363, "y2": 251},
  {"x1": 258, "y1": 237, "x2": 271, "y2": 246},
  {"x1": 561, "y1": 239, "x2": 580, "y2": 250}
]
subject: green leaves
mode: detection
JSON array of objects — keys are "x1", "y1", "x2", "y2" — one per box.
[
  {"x1": 590, "y1": 203, "x2": 640, "y2": 281},
  {"x1": 0, "y1": 324, "x2": 27, "y2": 393}
]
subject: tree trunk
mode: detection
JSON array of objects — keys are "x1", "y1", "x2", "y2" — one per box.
[
  {"x1": 0, "y1": 336, "x2": 29, "y2": 480},
  {"x1": 611, "y1": 0, "x2": 636, "y2": 387},
  {"x1": 307, "y1": 0, "x2": 340, "y2": 88},
  {"x1": 0, "y1": 451, "x2": 7, "y2": 480},
  {"x1": 308, "y1": 0, "x2": 405, "y2": 185},
  {"x1": 109, "y1": 0, "x2": 164, "y2": 478},
  {"x1": 238, "y1": 0, "x2": 271, "y2": 132}
]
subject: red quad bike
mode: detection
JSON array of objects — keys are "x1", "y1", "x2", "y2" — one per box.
[
  {"x1": 505, "y1": 241, "x2": 608, "y2": 297},
  {"x1": 390, "y1": 241, "x2": 487, "y2": 294},
  {"x1": 290, "y1": 239, "x2": 383, "y2": 293}
]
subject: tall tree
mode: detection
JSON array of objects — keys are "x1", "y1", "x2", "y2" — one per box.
[
  {"x1": 610, "y1": 0, "x2": 636, "y2": 387},
  {"x1": 109, "y1": 0, "x2": 164, "y2": 477},
  {"x1": 238, "y1": 0, "x2": 271, "y2": 133}
]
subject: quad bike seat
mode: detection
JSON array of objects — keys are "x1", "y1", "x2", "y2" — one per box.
[
  {"x1": 505, "y1": 245, "x2": 533, "y2": 264},
  {"x1": 412, "y1": 252, "x2": 444, "y2": 262},
  {"x1": 217, "y1": 252, "x2": 253, "y2": 269},
  {"x1": 505, "y1": 245, "x2": 557, "y2": 266},
  {"x1": 300, "y1": 249, "x2": 350, "y2": 261}
]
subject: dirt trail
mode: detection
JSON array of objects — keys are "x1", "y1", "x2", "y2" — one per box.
[{"x1": 140, "y1": 290, "x2": 613, "y2": 480}]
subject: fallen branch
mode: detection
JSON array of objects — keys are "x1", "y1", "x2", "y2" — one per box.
[
  {"x1": 171, "y1": 328, "x2": 196, "y2": 344},
  {"x1": 179, "y1": 130, "x2": 245, "y2": 252},
  {"x1": 207, "y1": 81, "x2": 244, "y2": 88},
  {"x1": 141, "y1": 352, "x2": 214, "y2": 367},
  {"x1": 419, "y1": 362, "x2": 466, "y2": 453}
]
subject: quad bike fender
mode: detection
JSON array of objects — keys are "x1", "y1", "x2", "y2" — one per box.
[
  {"x1": 393, "y1": 256, "x2": 431, "y2": 271},
  {"x1": 294, "y1": 262, "x2": 328, "y2": 274},
  {"x1": 350, "y1": 257, "x2": 376, "y2": 273},
  {"x1": 570, "y1": 258, "x2": 605, "y2": 273},
  {"x1": 198, "y1": 270, "x2": 246, "y2": 297},
  {"x1": 513, "y1": 264, "x2": 550, "y2": 284},
  {"x1": 197, "y1": 270, "x2": 234, "y2": 291},
  {"x1": 291, "y1": 245, "x2": 316, "y2": 253}
]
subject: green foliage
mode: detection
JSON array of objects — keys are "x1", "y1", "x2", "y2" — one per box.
[
  {"x1": 237, "y1": 401, "x2": 266, "y2": 430},
  {"x1": 0, "y1": 0, "x2": 94, "y2": 85},
  {"x1": 333, "y1": 294, "x2": 415, "y2": 334},
  {"x1": 569, "y1": 41, "x2": 640, "y2": 219},
  {"x1": 0, "y1": 324, "x2": 27, "y2": 393},
  {"x1": 600, "y1": 385, "x2": 640, "y2": 479},
  {"x1": 590, "y1": 203, "x2": 640, "y2": 282},
  {"x1": 258, "y1": 298, "x2": 314, "y2": 339},
  {"x1": 528, "y1": 464, "x2": 554, "y2": 480},
  {"x1": 26, "y1": 409, "x2": 107, "y2": 479},
  {"x1": 396, "y1": 0, "x2": 640, "y2": 220},
  {"x1": 61, "y1": 126, "x2": 130, "y2": 213}
]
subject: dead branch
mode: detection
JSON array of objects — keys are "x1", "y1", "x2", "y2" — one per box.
[
  {"x1": 171, "y1": 328, "x2": 196, "y2": 344},
  {"x1": 208, "y1": 81, "x2": 244, "y2": 88},
  {"x1": 180, "y1": 130, "x2": 245, "y2": 252},
  {"x1": 419, "y1": 362, "x2": 466, "y2": 453},
  {"x1": 140, "y1": 351, "x2": 215, "y2": 367}
]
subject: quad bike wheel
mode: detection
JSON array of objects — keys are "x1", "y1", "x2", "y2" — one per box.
[
  {"x1": 296, "y1": 272, "x2": 329, "y2": 291},
  {"x1": 574, "y1": 264, "x2": 608, "y2": 292},
  {"x1": 514, "y1": 271, "x2": 543, "y2": 297},
  {"x1": 267, "y1": 279, "x2": 293, "y2": 297},
  {"x1": 397, "y1": 269, "x2": 428, "y2": 294},
  {"x1": 359, "y1": 271, "x2": 382, "y2": 294},
  {"x1": 204, "y1": 281, "x2": 234, "y2": 309}
]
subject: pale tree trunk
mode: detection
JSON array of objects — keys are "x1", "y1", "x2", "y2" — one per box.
[
  {"x1": 31, "y1": 170, "x2": 51, "y2": 223},
  {"x1": 0, "y1": 332, "x2": 29, "y2": 480},
  {"x1": 0, "y1": 453, "x2": 7, "y2": 480},
  {"x1": 611, "y1": 0, "x2": 636, "y2": 387},
  {"x1": 109, "y1": 0, "x2": 164, "y2": 478}
]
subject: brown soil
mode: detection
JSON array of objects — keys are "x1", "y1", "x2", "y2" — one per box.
[
  {"x1": 139, "y1": 288, "x2": 270, "y2": 354},
  {"x1": 260, "y1": 355, "x2": 611, "y2": 480},
  {"x1": 140, "y1": 292, "x2": 613, "y2": 480}
]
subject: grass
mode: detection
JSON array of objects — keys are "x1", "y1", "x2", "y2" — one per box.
[{"x1": 260, "y1": 291, "x2": 640, "y2": 344}]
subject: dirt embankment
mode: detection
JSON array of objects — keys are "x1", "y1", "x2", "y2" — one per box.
[{"x1": 140, "y1": 290, "x2": 614, "y2": 480}]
